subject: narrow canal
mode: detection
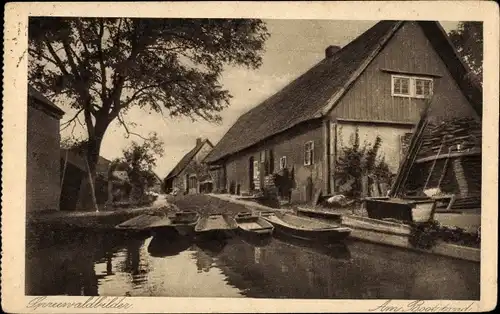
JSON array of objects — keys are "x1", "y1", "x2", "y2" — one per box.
[{"x1": 26, "y1": 229, "x2": 479, "y2": 299}]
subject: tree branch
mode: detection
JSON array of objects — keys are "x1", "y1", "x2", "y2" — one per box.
[
  {"x1": 75, "y1": 19, "x2": 91, "y2": 56},
  {"x1": 28, "y1": 48, "x2": 58, "y2": 65},
  {"x1": 117, "y1": 112, "x2": 148, "y2": 140},
  {"x1": 61, "y1": 38, "x2": 81, "y2": 78},
  {"x1": 44, "y1": 40, "x2": 70, "y2": 76},
  {"x1": 61, "y1": 108, "x2": 84, "y2": 129},
  {"x1": 97, "y1": 19, "x2": 108, "y2": 104}
]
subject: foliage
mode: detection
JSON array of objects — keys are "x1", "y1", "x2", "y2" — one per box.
[
  {"x1": 60, "y1": 136, "x2": 88, "y2": 152},
  {"x1": 409, "y1": 220, "x2": 481, "y2": 249},
  {"x1": 187, "y1": 160, "x2": 210, "y2": 180},
  {"x1": 273, "y1": 167, "x2": 295, "y2": 201},
  {"x1": 409, "y1": 221, "x2": 440, "y2": 249},
  {"x1": 335, "y1": 128, "x2": 392, "y2": 198},
  {"x1": 117, "y1": 132, "x2": 165, "y2": 201},
  {"x1": 28, "y1": 17, "x2": 270, "y2": 178},
  {"x1": 448, "y1": 22, "x2": 483, "y2": 85}
]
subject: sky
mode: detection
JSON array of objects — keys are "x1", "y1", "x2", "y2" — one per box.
[{"x1": 57, "y1": 20, "x2": 460, "y2": 178}]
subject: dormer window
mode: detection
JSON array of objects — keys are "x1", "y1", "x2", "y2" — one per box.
[{"x1": 391, "y1": 75, "x2": 433, "y2": 99}]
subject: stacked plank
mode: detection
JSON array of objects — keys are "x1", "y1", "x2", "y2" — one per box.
[
  {"x1": 450, "y1": 196, "x2": 481, "y2": 210},
  {"x1": 417, "y1": 117, "x2": 482, "y2": 159}
]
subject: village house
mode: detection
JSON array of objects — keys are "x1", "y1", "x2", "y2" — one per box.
[
  {"x1": 164, "y1": 138, "x2": 214, "y2": 194},
  {"x1": 27, "y1": 85, "x2": 65, "y2": 212},
  {"x1": 204, "y1": 21, "x2": 481, "y2": 204}
]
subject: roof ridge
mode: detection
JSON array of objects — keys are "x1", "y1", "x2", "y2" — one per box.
[
  {"x1": 165, "y1": 139, "x2": 211, "y2": 179},
  {"x1": 317, "y1": 21, "x2": 403, "y2": 117}
]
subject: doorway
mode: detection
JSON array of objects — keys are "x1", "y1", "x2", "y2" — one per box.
[{"x1": 248, "y1": 156, "x2": 255, "y2": 191}]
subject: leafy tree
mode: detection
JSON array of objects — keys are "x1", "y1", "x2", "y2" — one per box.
[
  {"x1": 28, "y1": 17, "x2": 270, "y2": 187},
  {"x1": 119, "y1": 133, "x2": 165, "y2": 201},
  {"x1": 448, "y1": 22, "x2": 483, "y2": 85}
]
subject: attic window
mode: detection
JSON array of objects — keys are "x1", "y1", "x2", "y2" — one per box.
[
  {"x1": 392, "y1": 76, "x2": 410, "y2": 96},
  {"x1": 391, "y1": 75, "x2": 433, "y2": 99}
]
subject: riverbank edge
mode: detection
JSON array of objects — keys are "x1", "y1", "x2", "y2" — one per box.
[
  {"x1": 26, "y1": 205, "x2": 171, "y2": 246},
  {"x1": 207, "y1": 194, "x2": 479, "y2": 263}
]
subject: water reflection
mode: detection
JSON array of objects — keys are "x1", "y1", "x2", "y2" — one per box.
[
  {"x1": 195, "y1": 238, "x2": 228, "y2": 256},
  {"x1": 26, "y1": 230, "x2": 480, "y2": 299},
  {"x1": 147, "y1": 233, "x2": 192, "y2": 258}
]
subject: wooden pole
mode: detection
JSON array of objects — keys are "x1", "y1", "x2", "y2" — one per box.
[
  {"x1": 60, "y1": 149, "x2": 69, "y2": 192},
  {"x1": 84, "y1": 155, "x2": 100, "y2": 212},
  {"x1": 423, "y1": 137, "x2": 445, "y2": 191},
  {"x1": 436, "y1": 147, "x2": 453, "y2": 190}
]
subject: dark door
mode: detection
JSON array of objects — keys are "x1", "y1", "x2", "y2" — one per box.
[{"x1": 249, "y1": 156, "x2": 255, "y2": 191}]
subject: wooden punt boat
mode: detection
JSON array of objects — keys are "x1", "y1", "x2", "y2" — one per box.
[
  {"x1": 296, "y1": 207, "x2": 343, "y2": 223},
  {"x1": 260, "y1": 211, "x2": 352, "y2": 242},
  {"x1": 149, "y1": 211, "x2": 200, "y2": 236},
  {"x1": 115, "y1": 213, "x2": 166, "y2": 232},
  {"x1": 364, "y1": 197, "x2": 437, "y2": 223},
  {"x1": 195, "y1": 214, "x2": 238, "y2": 239},
  {"x1": 234, "y1": 211, "x2": 274, "y2": 236}
]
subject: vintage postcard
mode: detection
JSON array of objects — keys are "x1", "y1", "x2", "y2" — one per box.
[{"x1": 2, "y1": 1, "x2": 498, "y2": 313}]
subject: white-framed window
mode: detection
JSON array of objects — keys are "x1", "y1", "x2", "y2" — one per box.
[
  {"x1": 392, "y1": 75, "x2": 411, "y2": 97},
  {"x1": 304, "y1": 141, "x2": 314, "y2": 166},
  {"x1": 414, "y1": 78, "x2": 433, "y2": 98},
  {"x1": 279, "y1": 156, "x2": 287, "y2": 170},
  {"x1": 391, "y1": 75, "x2": 433, "y2": 98}
]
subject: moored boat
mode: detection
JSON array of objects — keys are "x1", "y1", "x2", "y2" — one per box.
[
  {"x1": 260, "y1": 211, "x2": 352, "y2": 242},
  {"x1": 195, "y1": 214, "x2": 238, "y2": 240},
  {"x1": 364, "y1": 198, "x2": 437, "y2": 223},
  {"x1": 115, "y1": 213, "x2": 166, "y2": 233},
  {"x1": 149, "y1": 211, "x2": 200, "y2": 236},
  {"x1": 235, "y1": 211, "x2": 274, "y2": 237}
]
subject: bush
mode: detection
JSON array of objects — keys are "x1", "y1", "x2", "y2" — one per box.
[
  {"x1": 409, "y1": 220, "x2": 481, "y2": 249},
  {"x1": 335, "y1": 128, "x2": 393, "y2": 198},
  {"x1": 409, "y1": 221, "x2": 440, "y2": 249}
]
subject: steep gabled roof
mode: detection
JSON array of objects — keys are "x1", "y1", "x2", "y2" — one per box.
[
  {"x1": 205, "y1": 21, "x2": 482, "y2": 164},
  {"x1": 165, "y1": 139, "x2": 214, "y2": 180}
]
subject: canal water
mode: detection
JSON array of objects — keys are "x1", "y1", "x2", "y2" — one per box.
[{"x1": 26, "y1": 230, "x2": 479, "y2": 299}]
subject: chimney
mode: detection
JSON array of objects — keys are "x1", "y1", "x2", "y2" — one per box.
[
  {"x1": 325, "y1": 45, "x2": 341, "y2": 59},
  {"x1": 196, "y1": 137, "x2": 203, "y2": 146}
]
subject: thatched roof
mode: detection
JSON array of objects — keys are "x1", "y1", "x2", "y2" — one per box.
[
  {"x1": 165, "y1": 139, "x2": 214, "y2": 180},
  {"x1": 205, "y1": 21, "x2": 482, "y2": 164}
]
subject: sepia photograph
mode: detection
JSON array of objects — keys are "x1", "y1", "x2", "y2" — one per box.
[{"x1": 2, "y1": 1, "x2": 498, "y2": 313}]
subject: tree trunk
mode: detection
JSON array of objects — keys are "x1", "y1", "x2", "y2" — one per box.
[{"x1": 85, "y1": 126, "x2": 106, "y2": 211}]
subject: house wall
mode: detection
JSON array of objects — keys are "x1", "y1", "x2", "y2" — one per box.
[
  {"x1": 224, "y1": 121, "x2": 325, "y2": 203},
  {"x1": 329, "y1": 21, "x2": 479, "y2": 193},
  {"x1": 172, "y1": 141, "x2": 213, "y2": 194},
  {"x1": 26, "y1": 105, "x2": 62, "y2": 212},
  {"x1": 331, "y1": 21, "x2": 479, "y2": 124},
  {"x1": 336, "y1": 122, "x2": 413, "y2": 174}
]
